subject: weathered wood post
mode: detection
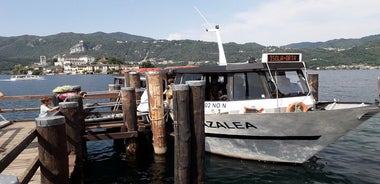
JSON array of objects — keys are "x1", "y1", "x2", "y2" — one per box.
[
  {"x1": 108, "y1": 84, "x2": 125, "y2": 151},
  {"x1": 66, "y1": 95, "x2": 87, "y2": 159},
  {"x1": 59, "y1": 100, "x2": 84, "y2": 183},
  {"x1": 130, "y1": 71, "x2": 142, "y2": 101},
  {"x1": 35, "y1": 115, "x2": 68, "y2": 184},
  {"x1": 146, "y1": 71, "x2": 167, "y2": 154},
  {"x1": 187, "y1": 80, "x2": 205, "y2": 184},
  {"x1": 108, "y1": 84, "x2": 121, "y2": 103},
  {"x1": 59, "y1": 102, "x2": 80, "y2": 153},
  {"x1": 124, "y1": 72, "x2": 131, "y2": 87},
  {"x1": 108, "y1": 83, "x2": 121, "y2": 91},
  {"x1": 173, "y1": 84, "x2": 191, "y2": 184},
  {"x1": 121, "y1": 87, "x2": 138, "y2": 154},
  {"x1": 308, "y1": 73, "x2": 319, "y2": 102},
  {"x1": 129, "y1": 71, "x2": 141, "y2": 89},
  {"x1": 377, "y1": 76, "x2": 380, "y2": 97}
]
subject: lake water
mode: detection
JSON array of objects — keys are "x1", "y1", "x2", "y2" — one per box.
[{"x1": 0, "y1": 70, "x2": 379, "y2": 184}]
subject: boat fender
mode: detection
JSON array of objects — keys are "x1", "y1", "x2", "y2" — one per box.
[
  {"x1": 286, "y1": 102, "x2": 308, "y2": 112},
  {"x1": 244, "y1": 106, "x2": 264, "y2": 113}
]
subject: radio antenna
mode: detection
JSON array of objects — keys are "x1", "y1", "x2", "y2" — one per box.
[
  {"x1": 194, "y1": 6, "x2": 227, "y2": 66},
  {"x1": 194, "y1": 6, "x2": 213, "y2": 28}
]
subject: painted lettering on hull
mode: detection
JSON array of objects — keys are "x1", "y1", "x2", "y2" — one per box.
[
  {"x1": 205, "y1": 102, "x2": 227, "y2": 109},
  {"x1": 205, "y1": 121, "x2": 257, "y2": 129}
]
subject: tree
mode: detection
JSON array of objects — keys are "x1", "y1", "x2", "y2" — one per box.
[
  {"x1": 12, "y1": 64, "x2": 28, "y2": 75},
  {"x1": 139, "y1": 61, "x2": 155, "y2": 68}
]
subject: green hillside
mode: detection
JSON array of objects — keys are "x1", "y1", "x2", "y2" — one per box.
[{"x1": 0, "y1": 32, "x2": 379, "y2": 72}]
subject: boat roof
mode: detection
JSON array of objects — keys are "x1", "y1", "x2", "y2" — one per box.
[{"x1": 167, "y1": 61, "x2": 305, "y2": 74}]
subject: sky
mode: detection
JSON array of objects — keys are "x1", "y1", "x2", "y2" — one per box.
[{"x1": 1, "y1": 0, "x2": 380, "y2": 46}]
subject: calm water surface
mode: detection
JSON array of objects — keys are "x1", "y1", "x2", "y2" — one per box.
[{"x1": 0, "y1": 70, "x2": 379, "y2": 184}]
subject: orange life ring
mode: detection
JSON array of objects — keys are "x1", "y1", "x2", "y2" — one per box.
[{"x1": 286, "y1": 102, "x2": 308, "y2": 112}]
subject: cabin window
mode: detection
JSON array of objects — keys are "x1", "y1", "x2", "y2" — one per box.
[
  {"x1": 233, "y1": 72, "x2": 267, "y2": 100},
  {"x1": 179, "y1": 74, "x2": 202, "y2": 84},
  {"x1": 266, "y1": 70, "x2": 309, "y2": 97},
  {"x1": 233, "y1": 73, "x2": 246, "y2": 100},
  {"x1": 246, "y1": 72, "x2": 267, "y2": 99},
  {"x1": 206, "y1": 75, "x2": 227, "y2": 101}
]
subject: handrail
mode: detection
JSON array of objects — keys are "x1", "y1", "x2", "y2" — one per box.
[{"x1": 0, "y1": 94, "x2": 51, "y2": 100}]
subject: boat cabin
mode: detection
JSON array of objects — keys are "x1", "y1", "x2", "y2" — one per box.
[{"x1": 168, "y1": 53, "x2": 313, "y2": 113}]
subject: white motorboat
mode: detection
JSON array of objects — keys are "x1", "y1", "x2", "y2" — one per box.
[
  {"x1": 167, "y1": 26, "x2": 380, "y2": 163},
  {"x1": 10, "y1": 74, "x2": 44, "y2": 81}
]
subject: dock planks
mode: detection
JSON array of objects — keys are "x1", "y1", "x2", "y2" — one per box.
[{"x1": 0, "y1": 120, "x2": 40, "y2": 183}]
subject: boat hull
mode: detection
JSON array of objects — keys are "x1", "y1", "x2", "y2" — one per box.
[{"x1": 204, "y1": 105, "x2": 380, "y2": 163}]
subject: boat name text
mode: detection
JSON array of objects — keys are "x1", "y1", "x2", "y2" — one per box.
[{"x1": 205, "y1": 121, "x2": 257, "y2": 129}]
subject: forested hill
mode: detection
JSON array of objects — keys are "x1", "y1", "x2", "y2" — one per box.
[{"x1": 0, "y1": 32, "x2": 380, "y2": 71}]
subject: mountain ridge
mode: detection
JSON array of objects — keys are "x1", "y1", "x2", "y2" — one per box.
[{"x1": 0, "y1": 32, "x2": 379, "y2": 72}]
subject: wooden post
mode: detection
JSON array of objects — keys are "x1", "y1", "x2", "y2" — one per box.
[
  {"x1": 187, "y1": 80, "x2": 205, "y2": 184},
  {"x1": 173, "y1": 84, "x2": 191, "y2": 184},
  {"x1": 59, "y1": 102, "x2": 80, "y2": 154},
  {"x1": 121, "y1": 87, "x2": 138, "y2": 154},
  {"x1": 65, "y1": 95, "x2": 86, "y2": 183},
  {"x1": 108, "y1": 84, "x2": 121, "y2": 91},
  {"x1": 36, "y1": 116, "x2": 68, "y2": 184},
  {"x1": 146, "y1": 71, "x2": 166, "y2": 154},
  {"x1": 130, "y1": 71, "x2": 142, "y2": 101},
  {"x1": 108, "y1": 83, "x2": 121, "y2": 108},
  {"x1": 124, "y1": 72, "x2": 130, "y2": 87},
  {"x1": 59, "y1": 101, "x2": 84, "y2": 183},
  {"x1": 129, "y1": 71, "x2": 141, "y2": 89},
  {"x1": 377, "y1": 76, "x2": 380, "y2": 97},
  {"x1": 308, "y1": 73, "x2": 319, "y2": 102},
  {"x1": 66, "y1": 95, "x2": 87, "y2": 159},
  {"x1": 108, "y1": 84, "x2": 125, "y2": 151}
]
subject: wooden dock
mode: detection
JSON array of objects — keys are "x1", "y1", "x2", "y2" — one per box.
[
  {"x1": 0, "y1": 120, "x2": 40, "y2": 183},
  {"x1": 0, "y1": 71, "x2": 206, "y2": 183}
]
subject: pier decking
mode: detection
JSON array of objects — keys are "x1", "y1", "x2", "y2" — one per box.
[{"x1": 0, "y1": 120, "x2": 40, "y2": 183}]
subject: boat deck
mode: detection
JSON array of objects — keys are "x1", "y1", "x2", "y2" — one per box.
[{"x1": 0, "y1": 120, "x2": 40, "y2": 183}]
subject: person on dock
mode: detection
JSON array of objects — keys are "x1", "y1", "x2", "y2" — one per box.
[
  {"x1": 163, "y1": 77, "x2": 174, "y2": 108},
  {"x1": 39, "y1": 96, "x2": 59, "y2": 117}
]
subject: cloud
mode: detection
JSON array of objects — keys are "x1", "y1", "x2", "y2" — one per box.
[
  {"x1": 184, "y1": 0, "x2": 380, "y2": 46},
  {"x1": 167, "y1": 33, "x2": 184, "y2": 41}
]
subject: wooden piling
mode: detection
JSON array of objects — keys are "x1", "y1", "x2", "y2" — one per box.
[
  {"x1": 173, "y1": 84, "x2": 191, "y2": 184},
  {"x1": 146, "y1": 71, "x2": 166, "y2": 154},
  {"x1": 66, "y1": 95, "x2": 87, "y2": 160},
  {"x1": 35, "y1": 116, "x2": 68, "y2": 184},
  {"x1": 308, "y1": 73, "x2": 319, "y2": 102},
  {"x1": 129, "y1": 72, "x2": 141, "y2": 89},
  {"x1": 124, "y1": 72, "x2": 130, "y2": 87},
  {"x1": 129, "y1": 71, "x2": 142, "y2": 101},
  {"x1": 108, "y1": 83, "x2": 121, "y2": 108},
  {"x1": 187, "y1": 81, "x2": 205, "y2": 184},
  {"x1": 377, "y1": 76, "x2": 380, "y2": 97},
  {"x1": 59, "y1": 102, "x2": 80, "y2": 154},
  {"x1": 121, "y1": 87, "x2": 138, "y2": 154},
  {"x1": 59, "y1": 100, "x2": 84, "y2": 183},
  {"x1": 108, "y1": 84, "x2": 121, "y2": 92}
]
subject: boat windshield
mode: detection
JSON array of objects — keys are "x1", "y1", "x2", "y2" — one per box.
[{"x1": 266, "y1": 70, "x2": 309, "y2": 97}]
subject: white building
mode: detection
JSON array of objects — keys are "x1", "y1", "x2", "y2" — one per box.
[
  {"x1": 54, "y1": 55, "x2": 95, "y2": 74},
  {"x1": 40, "y1": 56, "x2": 47, "y2": 66}
]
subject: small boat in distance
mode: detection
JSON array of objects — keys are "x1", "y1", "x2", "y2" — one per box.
[{"x1": 10, "y1": 74, "x2": 44, "y2": 81}]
